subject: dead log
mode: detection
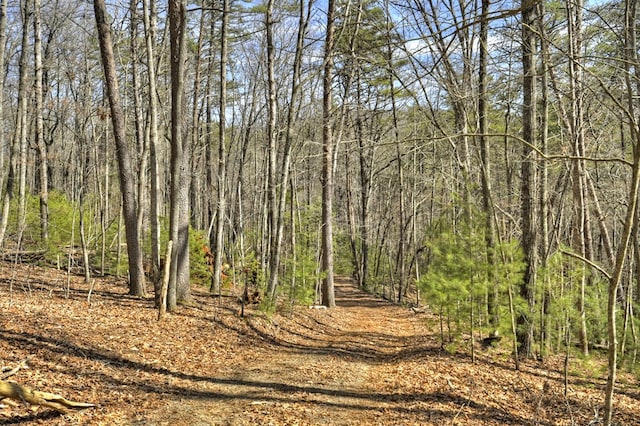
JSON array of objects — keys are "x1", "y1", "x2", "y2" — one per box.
[{"x1": 0, "y1": 379, "x2": 95, "y2": 413}]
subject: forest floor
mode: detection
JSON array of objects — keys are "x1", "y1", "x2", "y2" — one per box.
[{"x1": 0, "y1": 264, "x2": 639, "y2": 425}]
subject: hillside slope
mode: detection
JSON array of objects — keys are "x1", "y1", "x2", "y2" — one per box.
[{"x1": 0, "y1": 264, "x2": 638, "y2": 425}]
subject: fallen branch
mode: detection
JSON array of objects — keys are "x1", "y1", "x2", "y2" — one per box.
[
  {"x1": 0, "y1": 379, "x2": 95, "y2": 413},
  {"x1": 1, "y1": 356, "x2": 31, "y2": 380}
]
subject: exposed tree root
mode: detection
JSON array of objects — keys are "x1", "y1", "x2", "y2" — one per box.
[
  {"x1": 0, "y1": 380, "x2": 95, "y2": 414},
  {"x1": 0, "y1": 358, "x2": 95, "y2": 414}
]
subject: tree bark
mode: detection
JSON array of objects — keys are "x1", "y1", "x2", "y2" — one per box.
[
  {"x1": 143, "y1": 0, "x2": 161, "y2": 305},
  {"x1": 265, "y1": 0, "x2": 279, "y2": 300},
  {"x1": 212, "y1": 0, "x2": 229, "y2": 298},
  {"x1": 566, "y1": 0, "x2": 590, "y2": 356},
  {"x1": 34, "y1": 0, "x2": 49, "y2": 243},
  {"x1": 478, "y1": 0, "x2": 498, "y2": 326},
  {"x1": 603, "y1": 1, "x2": 640, "y2": 422},
  {"x1": 93, "y1": 0, "x2": 146, "y2": 296},
  {"x1": 518, "y1": 0, "x2": 538, "y2": 359},
  {"x1": 267, "y1": 0, "x2": 311, "y2": 301},
  {"x1": 167, "y1": 0, "x2": 191, "y2": 309},
  {"x1": 321, "y1": 0, "x2": 336, "y2": 308},
  {"x1": 15, "y1": 0, "x2": 30, "y2": 251}
]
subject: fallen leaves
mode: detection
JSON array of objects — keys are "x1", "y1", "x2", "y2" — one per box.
[{"x1": 0, "y1": 265, "x2": 638, "y2": 424}]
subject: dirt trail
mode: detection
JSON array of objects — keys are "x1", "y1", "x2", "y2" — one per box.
[
  {"x1": 140, "y1": 278, "x2": 438, "y2": 425},
  {"x1": 2, "y1": 268, "x2": 639, "y2": 425}
]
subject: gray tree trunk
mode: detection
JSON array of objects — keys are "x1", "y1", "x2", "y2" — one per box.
[
  {"x1": 518, "y1": 0, "x2": 538, "y2": 359},
  {"x1": 603, "y1": 2, "x2": 640, "y2": 422},
  {"x1": 16, "y1": 0, "x2": 29, "y2": 250},
  {"x1": 93, "y1": 0, "x2": 147, "y2": 296},
  {"x1": 212, "y1": 0, "x2": 229, "y2": 298},
  {"x1": 34, "y1": 0, "x2": 49, "y2": 243},
  {"x1": 143, "y1": 0, "x2": 161, "y2": 304},
  {"x1": 321, "y1": 0, "x2": 336, "y2": 308},
  {"x1": 167, "y1": 0, "x2": 191, "y2": 309},
  {"x1": 0, "y1": 0, "x2": 7, "y2": 248}
]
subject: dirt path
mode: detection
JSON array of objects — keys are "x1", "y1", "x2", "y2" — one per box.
[
  {"x1": 2, "y1": 268, "x2": 639, "y2": 425},
  {"x1": 137, "y1": 278, "x2": 438, "y2": 425}
]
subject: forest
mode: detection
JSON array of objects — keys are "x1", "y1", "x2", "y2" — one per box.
[{"x1": 0, "y1": 0, "x2": 640, "y2": 424}]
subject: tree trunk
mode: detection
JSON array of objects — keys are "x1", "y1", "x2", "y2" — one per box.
[
  {"x1": 130, "y1": 0, "x2": 147, "y2": 245},
  {"x1": 478, "y1": 0, "x2": 497, "y2": 326},
  {"x1": 518, "y1": 0, "x2": 538, "y2": 359},
  {"x1": 15, "y1": 0, "x2": 30, "y2": 251},
  {"x1": 565, "y1": 0, "x2": 591, "y2": 356},
  {"x1": 143, "y1": 0, "x2": 161, "y2": 304},
  {"x1": 537, "y1": 0, "x2": 550, "y2": 359},
  {"x1": 603, "y1": 1, "x2": 640, "y2": 422},
  {"x1": 167, "y1": 0, "x2": 191, "y2": 309},
  {"x1": 267, "y1": 0, "x2": 310, "y2": 301},
  {"x1": 265, "y1": 0, "x2": 279, "y2": 300},
  {"x1": 321, "y1": 0, "x2": 336, "y2": 308},
  {"x1": 34, "y1": 0, "x2": 49, "y2": 244},
  {"x1": 212, "y1": 0, "x2": 229, "y2": 298},
  {"x1": 0, "y1": 0, "x2": 6, "y2": 208},
  {"x1": 93, "y1": 0, "x2": 146, "y2": 296}
]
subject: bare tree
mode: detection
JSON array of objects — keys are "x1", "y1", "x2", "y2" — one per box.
[
  {"x1": 15, "y1": 0, "x2": 30, "y2": 250},
  {"x1": 143, "y1": 0, "x2": 162, "y2": 304},
  {"x1": 167, "y1": 0, "x2": 191, "y2": 309},
  {"x1": 518, "y1": 0, "x2": 538, "y2": 359},
  {"x1": 93, "y1": 0, "x2": 146, "y2": 296},
  {"x1": 266, "y1": 0, "x2": 312, "y2": 301},
  {"x1": 212, "y1": 0, "x2": 229, "y2": 297},
  {"x1": 477, "y1": 0, "x2": 498, "y2": 326},
  {"x1": 321, "y1": 0, "x2": 336, "y2": 308},
  {"x1": 34, "y1": 0, "x2": 49, "y2": 243},
  {"x1": 0, "y1": 0, "x2": 10, "y2": 248},
  {"x1": 603, "y1": 2, "x2": 640, "y2": 422}
]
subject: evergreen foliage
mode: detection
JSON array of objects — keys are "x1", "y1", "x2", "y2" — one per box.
[{"x1": 418, "y1": 214, "x2": 525, "y2": 352}]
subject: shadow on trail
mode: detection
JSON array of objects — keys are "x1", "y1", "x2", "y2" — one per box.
[
  {"x1": 1, "y1": 324, "x2": 638, "y2": 425},
  {"x1": 332, "y1": 285, "x2": 392, "y2": 308},
  {"x1": 0, "y1": 409, "x2": 63, "y2": 425},
  {"x1": 0, "y1": 329, "x2": 539, "y2": 426},
  {"x1": 214, "y1": 277, "x2": 446, "y2": 363},
  {"x1": 235, "y1": 316, "x2": 442, "y2": 363}
]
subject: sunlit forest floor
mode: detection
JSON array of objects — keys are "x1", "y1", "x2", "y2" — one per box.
[{"x1": 0, "y1": 263, "x2": 638, "y2": 425}]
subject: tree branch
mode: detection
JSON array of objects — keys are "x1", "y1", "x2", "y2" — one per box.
[{"x1": 560, "y1": 249, "x2": 612, "y2": 280}]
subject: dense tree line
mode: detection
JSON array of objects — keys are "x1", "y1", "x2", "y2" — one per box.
[{"x1": 0, "y1": 0, "x2": 638, "y2": 422}]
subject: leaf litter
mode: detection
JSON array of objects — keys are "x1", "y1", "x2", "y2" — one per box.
[{"x1": 0, "y1": 263, "x2": 638, "y2": 425}]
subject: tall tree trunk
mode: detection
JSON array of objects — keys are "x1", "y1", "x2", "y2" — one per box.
[
  {"x1": 604, "y1": 1, "x2": 640, "y2": 422},
  {"x1": 167, "y1": 0, "x2": 190, "y2": 310},
  {"x1": 190, "y1": 3, "x2": 206, "y2": 231},
  {"x1": 566, "y1": 0, "x2": 590, "y2": 356},
  {"x1": 143, "y1": 0, "x2": 161, "y2": 304},
  {"x1": 478, "y1": 0, "x2": 497, "y2": 326},
  {"x1": 93, "y1": 0, "x2": 147, "y2": 296},
  {"x1": 130, "y1": 0, "x2": 147, "y2": 245},
  {"x1": 538, "y1": 0, "x2": 551, "y2": 359},
  {"x1": 34, "y1": 0, "x2": 49, "y2": 243},
  {"x1": 212, "y1": 0, "x2": 229, "y2": 297},
  {"x1": 383, "y1": 0, "x2": 406, "y2": 303},
  {"x1": 265, "y1": 0, "x2": 279, "y2": 300},
  {"x1": 0, "y1": 0, "x2": 7, "y2": 247},
  {"x1": 321, "y1": 0, "x2": 336, "y2": 308},
  {"x1": 518, "y1": 0, "x2": 538, "y2": 359},
  {"x1": 15, "y1": 0, "x2": 30, "y2": 251},
  {"x1": 267, "y1": 0, "x2": 312, "y2": 300}
]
